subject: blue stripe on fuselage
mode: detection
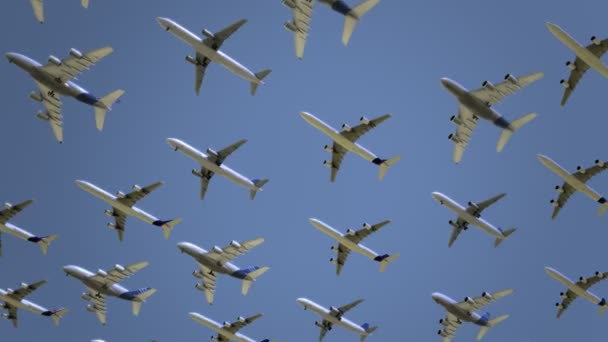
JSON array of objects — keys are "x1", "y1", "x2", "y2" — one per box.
[
  {"x1": 231, "y1": 266, "x2": 260, "y2": 279},
  {"x1": 76, "y1": 92, "x2": 99, "y2": 106},
  {"x1": 493, "y1": 117, "x2": 510, "y2": 129},
  {"x1": 119, "y1": 287, "x2": 151, "y2": 300},
  {"x1": 331, "y1": 0, "x2": 352, "y2": 15}
]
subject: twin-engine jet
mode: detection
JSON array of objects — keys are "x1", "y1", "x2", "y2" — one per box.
[
  {"x1": 167, "y1": 138, "x2": 269, "y2": 200},
  {"x1": 5, "y1": 47, "x2": 124, "y2": 143},
  {"x1": 63, "y1": 261, "x2": 156, "y2": 325},
  {"x1": 546, "y1": 22, "x2": 608, "y2": 106},
  {"x1": 545, "y1": 267, "x2": 608, "y2": 318},
  {"x1": 76, "y1": 180, "x2": 182, "y2": 241},
  {"x1": 432, "y1": 289, "x2": 513, "y2": 342},
  {"x1": 177, "y1": 239, "x2": 269, "y2": 305},
  {"x1": 440, "y1": 72, "x2": 543, "y2": 163},
  {"x1": 156, "y1": 17, "x2": 271, "y2": 96},
  {"x1": 282, "y1": 0, "x2": 381, "y2": 59},
  {"x1": 297, "y1": 297, "x2": 377, "y2": 342},
  {"x1": 189, "y1": 312, "x2": 271, "y2": 342},
  {"x1": 537, "y1": 154, "x2": 608, "y2": 218},
  {"x1": 0, "y1": 199, "x2": 57, "y2": 256},
  {"x1": 0, "y1": 280, "x2": 67, "y2": 327},
  {"x1": 308, "y1": 218, "x2": 399, "y2": 275},
  {"x1": 30, "y1": 0, "x2": 89, "y2": 23},
  {"x1": 431, "y1": 192, "x2": 516, "y2": 247},
  {"x1": 300, "y1": 112, "x2": 400, "y2": 182}
]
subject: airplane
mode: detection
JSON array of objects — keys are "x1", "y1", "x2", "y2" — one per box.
[
  {"x1": 156, "y1": 17, "x2": 271, "y2": 96},
  {"x1": 546, "y1": 22, "x2": 608, "y2": 106},
  {"x1": 5, "y1": 48, "x2": 124, "y2": 143},
  {"x1": 299, "y1": 111, "x2": 400, "y2": 182},
  {"x1": 440, "y1": 72, "x2": 543, "y2": 163},
  {"x1": 0, "y1": 199, "x2": 57, "y2": 256},
  {"x1": 297, "y1": 297, "x2": 377, "y2": 342},
  {"x1": 545, "y1": 266, "x2": 608, "y2": 318},
  {"x1": 537, "y1": 154, "x2": 608, "y2": 219},
  {"x1": 189, "y1": 312, "x2": 271, "y2": 342},
  {"x1": 30, "y1": 0, "x2": 90, "y2": 24},
  {"x1": 0, "y1": 280, "x2": 68, "y2": 327},
  {"x1": 432, "y1": 289, "x2": 512, "y2": 341},
  {"x1": 63, "y1": 261, "x2": 156, "y2": 325},
  {"x1": 282, "y1": 0, "x2": 381, "y2": 59},
  {"x1": 166, "y1": 138, "x2": 269, "y2": 200},
  {"x1": 431, "y1": 192, "x2": 516, "y2": 247},
  {"x1": 308, "y1": 218, "x2": 399, "y2": 275},
  {"x1": 75, "y1": 180, "x2": 182, "y2": 241},
  {"x1": 177, "y1": 239, "x2": 269, "y2": 305}
]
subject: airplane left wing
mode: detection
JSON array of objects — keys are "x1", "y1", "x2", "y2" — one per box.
[
  {"x1": 0, "y1": 199, "x2": 33, "y2": 225},
  {"x1": 30, "y1": 0, "x2": 44, "y2": 23},
  {"x1": 223, "y1": 313, "x2": 263, "y2": 334},
  {"x1": 551, "y1": 160, "x2": 608, "y2": 219},
  {"x1": 449, "y1": 104, "x2": 478, "y2": 163},
  {"x1": 208, "y1": 238, "x2": 265, "y2": 265},
  {"x1": 344, "y1": 220, "x2": 391, "y2": 244},
  {"x1": 438, "y1": 311, "x2": 461, "y2": 342},
  {"x1": 116, "y1": 182, "x2": 164, "y2": 208},
  {"x1": 467, "y1": 193, "x2": 506, "y2": 218},
  {"x1": 470, "y1": 72, "x2": 544, "y2": 106},
  {"x1": 337, "y1": 298, "x2": 364, "y2": 315},
  {"x1": 203, "y1": 19, "x2": 248, "y2": 51},
  {"x1": 456, "y1": 289, "x2": 513, "y2": 312},
  {"x1": 34, "y1": 81, "x2": 64, "y2": 143},
  {"x1": 7, "y1": 280, "x2": 47, "y2": 301},
  {"x1": 334, "y1": 243, "x2": 351, "y2": 275},
  {"x1": 560, "y1": 39, "x2": 608, "y2": 106},
  {"x1": 91, "y1": 261, "x2": 149, "y2": 288},
  {"x1": 40, "y1": 47, "x2": 113, "y2": 84},
  {"x1": 284, "y1": 0, "x2": 314, "y2": 59},
  {"x1": 207, "y1": 139, "x2": 248, "y2": 166}
]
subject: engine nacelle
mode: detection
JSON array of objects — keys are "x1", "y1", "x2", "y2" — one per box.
[
  {"x1": 284, "y1": 21, "x2": 297, "y2": 32},
  {"x1": 114, "y1": 264, "x2": 125, "y2": 272},
  {"x1": 566, "y1": 61, "x2": 576, "y2": 71},
  {"x1": 330, "y1": 246, "x2": 336, "y2": 250},
  {"x1": 237, "y1": 316, "x2": 246, "y2": 323},
  {"x1": 576, "y1": 166, "x2": 586, "y2": 174},
  {"x1": 29, "y1": 92, "x2": 43, "y2": 102},
  {"x1": 36, "y1": 111, "x2": 50, "y2": 121},
  {"x1": 282, "y1": 0, "x2": 296, "y2": 8},
  {"x1": 81, "y1": 293, "x2": 92, "y2": 301},
  {"x1": 464, "y1": 296, "x2": 475, "y2": 304},
  {"x1": 185, "y1": 55, "x2": 197, "y2": 65},
  {"x1": 107, "y1": 222, "x2": 116, "y2": 229},
  {"x1": 1, "y1": 313, "x2": 10, "y2": 319},
  {"x1": 329, "y1": 306, "x2": 342, "y2": 316},
  {"x1": 69, "y1": 48, "x2": 83, "y2": 58},
  {"x1": 596, "y1": 159, "x2": 605, "y2": 168},
  {"x1": 315, "y1": 321, "x2": 323, "y2": 328},
  {"x1": 360, "y1": 116, "x2": 370, "y2": 125},
  {"x1": 97, "y1": 269, "x2": 108, "y2": 277},
  {"x1": 346, "y1": 229, "x2": 356, "y2": 236},
  {"x1": 48, "y1": 55, "x2": 62, "y2": 66},
  {"x1": 104, "y1": 209, "x2": 115, "y2": 217},
  {"x1": 195, "y1": 283, "x2": 206, "y2": 291},
  {"x1": 579, "y1": 276, "x2": 588, "y2": 284},
  {"x1": 504, "y1": 74, "x2": 518, "y2": 84},
  {"x1": 560, "y1": 79, "x2": 570, "y2": 88},
  {"x1": 202, "y1": 29, "x2": 215, "y2": 39},
  {"x1": 116, "y1": 191, "x2": 126, "y2": 199},
  {"x1": 362, "y1": 222, "x2": 372, "y2": 230},
  {"x1": 329, "y1": 258, "x2": 337, "y2": 264},
  {"x1": 20, "y1": 283, "x2": 29, "y2": 289},
  {"x1": 192, "y1": 169, "x2": 204, "y2": 178},
  {"x1": 324, "y1": 145, "x2": 333, "y2": 152},
  {"x1": 450, "y1": 115, "x2": 462, "y2": 125},
  {"x1": 555, "y1": 185, "x2": 564, "y2": 193},
  {"x1": 212, "y1": 246, "x2": 223, "y2": 254},
  {"x1": 132, "y1": 184, "x2": 142, "y2": 192},
  {"x1": 4, "y1": 202, "x2": 12, "y2": 210},
  {"x1": 86, "y1": 304, "x2": 96, "y2": 312},
  {"x1": 560, "y1": 292, "x2": 568, "y2": 299},
  {"x1": 192, "y1": 270, "x2": 204, "y2": 279},
  {"x1": 597, "y1": 271, "x2": 605, "y2": 278},
  {"x1": 230, "y1": 240, "x2": 242, "y2": 249},
  {"x1": 481, "y1": 291, "x2": 492, "y2": 299},
  {"x1": 323, "y1": 160, "x2": 333, "y2": 168},
  {"x1": 223, "y1": 321, "x2": 231, "y2": 328},
  {"x1": 591, "y1": 36, "x2": 601, "y2": 46},
  {"x1": 206, "y1": 148, "x2": 218, "y2": 157},
  {"x1": 467, "y1": 201, "x2": 478, "y2": 209},
  {"x1": 555, "y1": 303, "x2": 564, "y2": 309},
  {"x1": 482, "y1": 80, "x2": 494, "y2": 89},
  {"x1": 448, "y1": 220, "x2": 455, "y2": 227},
  {"x1": 448, "y1": 133, "x2": 460, "y2": 143},
  {"x1": 550, "y1": 199, "x2": 559, "y2": 207},
  {"x1": 341, "y1": 123, "x2": 352, "y2": 132}
]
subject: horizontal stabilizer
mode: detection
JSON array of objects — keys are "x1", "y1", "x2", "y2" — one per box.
[
  {"x1": 95, "y1": 89, "x2": 125, "y2": 131},
  {"x1": 377, "y1": 156, "x2": 401, "y2": 180},
  {"x1": 477, "y1": 314, "x2": 508, "y2": 340},
  {"x1": 42, "y1": 308, "x2": 68, "y2": 326},
  {"x1": 131, "y1": 288, "x2": 157, "y2": 316},
  {"x1": 494, "y1": 228, "x2": 516, "y2": 248},
  {"x1": 34, "y1": 234, "x2": 58, "y2": 255},
  {"x1": 250, "y1": 179, "x2": 269, "y2": 200},
  {"x1": 250, "y1": 69, "x2": 272, "y2": 96},
  {"x1": 360, "y1": 322, "x2": 378, "y2": 342},
  {"x1": 497, "y1": 112, "x2": 536, "y2": 152},
  {"x1": 163, "y1": 218, "x2": 182, "y2": 240},
  {"x1": 343, "y1": 0, "x2": 380, "y2": 45},
  {"x1": 378, "y1": 253, "x2": 399, "y2": 272},
  {"x1": 242, "y1": 266, "x2": 269, "y2": 295}
]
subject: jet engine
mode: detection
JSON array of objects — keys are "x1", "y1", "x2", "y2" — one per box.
[
  {"x1": 565, "y1": 61, "x2": 576, "y2": 71},
  {"x1": 329, "y1": 258, "x2": 337, "y2": 264},
  {"x1": 36, "y1": 111, "x2": 50, "y2": 121},
  {"x1": 97, "y1": 269, "x2": 108, "y2": 277},
  {"x1": 346, "y1": 229, "x2": 356, "y2": 236},
  {"x1": 114, "y1": 264, "x2": 125, "y2": 272},
  {"x1": 116, "y1": 191, "x2": 126, "y2": 199},
  {"x1": 195, "y1": 283, "x2": 206, "y2": 291},
  {"x1": 596, "y1": 271, "x2": 605, "y2": 278},
  {"x1": 48, "y1": 55, "x2": 62, "y2": 66},
  {"x1": 448, "y1": 134, "x2": 460, "y2": 143},
  {"x1": 360, "y1": 116, "x2": 370, "y2": 125},
  {"x1": 202, "y1": 29, "x2": 215, "y2": 39},
  {"x1": 550, "y1": 199, "x2": 559, "y2": 207},
  {"x1": 107, "y1": 222, "x2": 116, "y2": 229},
  {"x1": 237, "y1": 316, "x2": 246, "y2": 323},
  {"x1": 206, "y1": 148, "x2": 218, "y2": 158},
  {"x1": 560, "y1": 292, "x2": 568, "y2": 299},
  {"x1": 341, "y1": 123, "x2": 352, "y2": 132},
  {"x1": 81, "y1": 293, "x2": 92, "y2": 301},
  {"x1": 596, "y1": 160, "x2": 605, "y2": 167},
  {"x1": 132, "y1": 184, "x2": 142, "y2": 192},
  {"x1": 362, "y1": 222, "x2": 372, "y2": 230},
  {"x1": 212, "y1": 246, "x2": 223, "y2": 254},
  {"x1": 323, "y1": 160, "x2": 333, "y2": 168},
  {"x1": 481, "y1": 292, "x2": 492, "y2": 299},
  {"x1": 192, "y1": 270, "x2": 204, "y2": 279},
  {"x1": 329, "y1": 306, "x2": 342, "y2": 316},
  {"x1": 230, "y1": 240, "x2": 242, "y2": 248},
  {"x1": 324, "y1": 145, "x2": 333, "y2": 152},
  {"x1": 591, "y1": 36, "x2": 602, "y2": 46},
  {"x1": 482, "y1": 80, "x2": 494, "y2": 89},
  {"x1": 104, "y1": 209, "x2": 115, "y2": 217},
  {"x1": 4, "y1": 202, "x2": 12, "y2": 210},
  {"x1": 69, "y1": 48, "x2": 83, "y2": 58},
  {"x1": 467, "y1": 201, "x2": 478, "y2": 209},
  {"x1": 86, "y1": 304, "x2": 96, "y2": 312},
  {"x1": 223, "y1": 321, "x2": 231, "y2": 328},
  {"x1": 20, "y1": 283, "x2": 29, "y2": 289},
  {"x1": 555, "y1": 303, "x2": 564, "y2": 309},
  {"x1": 579, "y1": 276, "x2": 588, "y2": 284},
  {"x1": 29, "y1": 92, "x2": 43, "y2": 102},
  {"x1": 282, "y1": 0, "x2": 296, "y2": 8},
  {"x1": 284, "y1": 21, "x2": 297, "y2": 32},
  {"x1": 464, "y1": 296, "x2": 475, "y2": 304},
  {"x1": 576, "y1": 166, "x2": 586, "y2": 174},
  {"x1": 450, "y1": 115, "x2": 462, "y2": 125},
  {"x1": 555, "y1": 185, "x2": 564, "y2": 193},
  {"x1": 330, "y1": 246, "x2": 336, "y2": 250},
  {"x1": 504, "y1": 74, "x2": 518, "y2": 83},
  {"x1": 185, "y1": 55, "x2": 197, "y2": 65},
  {"x1": 192, "y1": 169, "x2": 204, "y2": 178},
  {"x1": 560, "y1": 79, "x2": 570, "y2": 88}
]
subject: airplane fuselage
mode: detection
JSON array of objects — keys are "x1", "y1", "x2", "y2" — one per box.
[
  {"x1": 537, "y1": 154, "x2": 603, "y2": 202},
  {"x1": 0, "y1": 222, "x2": 37, "y2": 242},
  {"x1": 190, "y1": 312, "x2": 256, "y2": 342},
  {"x1": 545, "y1": 267, "x2": 603, "y2": 305},
  {"x1": 309, "y1": 218, "x2": 378, "y2": 259},
  {"x1": 297, "y1": 298, "x2": 369, "y2": 336},
  {"x1": 63, "y1": 265, "x2": 133, "y2": 300},
  {"x1": 177, "y1": 242, "x2": 241, "y2": 277},
  {"x1": 0, "y1": 290, "x2": 49, "y2": 315}
]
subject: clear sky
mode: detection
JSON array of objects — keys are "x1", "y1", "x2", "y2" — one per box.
[{"x1": 2, "y1": 0, "x2": 608, "y2": 341}]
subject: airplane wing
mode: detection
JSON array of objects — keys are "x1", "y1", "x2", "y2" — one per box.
[
  {"x1": 318, "y1": 320, "x2": 332, "y2": 341},
  {"x1": 110, "y1": 208, "x2": 128, "y2": 241},
  {"x1": 34, "y1": 81, "x2": 64, "y2": 142},
  {"x1": 7, "y1": 280, "x2": 47, "y2": 301},
  {"x1": 40, "y1": 47, "x2": 113, "y2": 84},
  {"x1": 447, "y1": 219, "x2": 467, "y2": 248},
  {"x1": 207, "y1": 238, "x2": 265, "y2": 265},
  {"x1": 337, "y1": 298, "x2": 365, "y2": 315},
  {"x1": 207, "y1": 139, "x2": 248, "y2": 166},
  {"x1": 0, "y1": 199, "x2": 33, "y2": 225},
  {"x1": 329, "y1": 143, "x2": 348, "y2": 182},
  {"x1": 223, "y1": 313, "x2": 263, "y2": 334},
  {"x1": 30, "y1": 0, "x2": 44, "y2": 23},
  {"x1": 344, "y1": 220, "x2": 391, "y2": 244},
  {"x1": 192, "y1": 52, "x2": 211, "y2": 95},
  {"x1": 469, "y1": 72, "x2": 544, "y2": 106},
  {"x1": 449, "y1": 104, "x2": 478, "y2": 163},
  {"x1": 85, "y1": 287, "x2": 107, "y2": 325},
  {"x1": 556, "y1": 271, "x2": 608, "y2": 318},
  {"x1": 196, "y1": 264, "x2": 216, "y2": 304},
  {"x1": 90, "y1": 261, "x2": 149, "y2": 288},
  {"x1": 456, "y1": 289, "x2": 513, "y2": 312},
  {"x1": 194, "y1": 167, "x2": 214, "y2": 200},
  {"x1": 551, "y1": 161, "x2": 608, "y2": 219},
  {"x1": 6, "y1": 305, "x2": 18, "y2": 328},
  {"x1": 560, "y1": 39, "x2": 608, "y2": 106},
  {"x1": 116, "y1": 182, "x2": 164, "y2": 208},
  {"x1": 468, "y1": 193, "x2": 506, "y2": 218},
  {"x1": 334, "y1": 243, "x2": 351, "y2": 275},
  {"x1": 203, "y1": 19, "x2": 247, "y2": 50},
  {"x1": 438, "y1": 311, "x2": 461, "y2": 342},
  {"x1": 286, "y1": 0, "x2": 314, "y2": 59}
]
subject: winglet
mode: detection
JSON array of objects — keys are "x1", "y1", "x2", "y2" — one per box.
[
  {"x1": 375, "y1": 156, "x2": 401, "y2": 180},
  {"x1": 497, "y1": 112, "x2": 536, "y2": 152},
  {"x1": 494, "y1": 228, "x2": 516, "y2": 248},
  {"x1": 95, "y1": 89, "x2": 125, "y2": 131},
  {"x1": 242, "y1": 266, "x2": 270, "y2": 295},
  {"x1": 250, "y1": 179, "x2": 269, "y2": 200},
  {"x1": 343, "y1": 0, "x2": 381, "y2": 45},
  {"x1": 377, "y1": 253, "x2": 399, "y2": 272},
  {"x1": 250, "y1": 69, "x2": 272, "y2": 96}
]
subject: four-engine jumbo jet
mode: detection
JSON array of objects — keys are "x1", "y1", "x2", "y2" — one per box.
[
  {"x1": 177, "y1": 239, "x2": 269, "y2": 305},
  {"x1": 167, "y1": 138, "x2": 269, "y2": 200},
  {"x1": 30, "y1": 0, "x2": 90, "y2": 24},
  {"x1": 546, "y1": 22, "x2": 608, "y2": 106},
  {"x1": 63, "y1": 261, "x2": 156, "y2": 325},
  {"x1": 545, "y1": 266, "x2": 608, "y2": 318},
  {"x1": 432, "y1": 289, "x2": 513, "y2": 342},
  {"x1": 5, "y1": 47, "x2": 125, "y2": 143},
  {"x1": 0, "y1": 199, "x2": 57, "y2": 256},
  {"x1": 75, "y1": 180, "x2": 182, "y2": 241},
  {"x1": 308, "y1": 218, "x2": 399, "y2": 275},
  {"x1": 431, "y1": 192, "x2": 516, "y2": 248},
  {"x1": 300, "y1": 111, "x2": 400, "y2": 182},
  {"x1": 297, "y1": 297, "x2": 377, "y2": 342},
  {"x1": 156, "y1": 17, "x2": 271, "y2": 96},
  {"x1": 537, "y1": 154, "x2": 608, "y2": 219},
  {"x1": 0, "y1": 280, "x2": 68, "y2": 327},
  {"x1": 282, "y1": 0, "x2": 381, "y2": 59},
  {"x1": 440, "y1": 72, "x2": 543, "y2": 163},
  {"x1": 189, "y1": 312, "x2": 271, "y2": 342}
]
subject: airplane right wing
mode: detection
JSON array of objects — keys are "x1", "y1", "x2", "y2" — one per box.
[
  {"x1": 337, "y1": 298, "x2": 365, "y2": 315},
  {"x1": 0, "y1": 199, "x2": 33, "y2": 225},
  {"x1": 30, "y1": 0, "x2": 44, "y2": 23},
  {"x1": 116, "y1": 182, "x2": 164, "y2": 208},
  {"x1": 447, "y1": 218, "x2": 468, "y2": 248},
  {"x1": 195, "y1": 264, "x2": 217, "y2": 304},
  {"x1": 208, "y1": 139, "x2": 248, "y2": 166},
  {"x1": 110, "y1": 207, "x2": 128, "y2": 241},
  {"x1": 85, "y1": 287, "x2": 107, "y2": 325},
  {"x1": 192, "y1": 167, "x2": 214, "y2": 200},
  {"x1": 223, "y1": 313, "x2": 263, "y2": 334},
  {"x1": 192, "y1": 53, "x2": 211, "y2": 95},
  {"x1": 438, "y1": 311, "x2": 462, "y2": 342},
  {"x1": 467, "y1": 193, "x2": 506, "y2": 218},
  {"x1": 344, "y1": 220, "x2": 391, "y2": 244},
  {"x1": 208, "y1": 238, "x2": 265, "y2": 265},
  {"x1": 90, "y1": 261, "x2": 149, "y2": 288},
  {"x1": 560, "y1": 38, "x2": 608, "y2": 106},
  {"x1": 317, "y1": 319, "x2": 332, "y2": 341},
  {"x1": 456, "y1": 289, "x2": 514, "y2": 312},
  {"x1": 551, "y1": 160, "x2": 608, "y2": 219},
  {"x1": 33, "y1": 81, "x2": 64, "y2": 143},
  {"x1": 556, "y1": 271, "x2": 608, "y2": 318},
  {"x1": 40, "y1": 47, "x2": 113, "y2": 84},
  {"x1": 284, "y1": 0, "x2": 314, "y2": 59},
  {"x1": 469, "y1": 72, "x2": 544, "y2": 106},
  {"x1": 448, "y1": 104, "x2": 478, "y2": 164},
  {"x1": 7, "y1": 280, "x2": 48, "y2": 302},
  {"x1": 5, "y1": 305, "x2": 18, "y2": 328},
  {"x1": 202, "y1": 19, "x2": 248, "y2": 51}
]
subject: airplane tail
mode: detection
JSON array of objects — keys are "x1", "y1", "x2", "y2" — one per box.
[
  {"x1": 360, "y1": 323, "x2": 378, "y2": 342},
  {"x1": 241, "y1": 266, "x2": 270, "y2": 295},
  {"x1": 497, "y1": 112, "x2": 537, "y2": 152},
  {"x1": 81, "y1": 0, "x2": 90, "y2": 8},
  {"x1": 152, "y1": 218, "x2": 183, "y2": 240},
  {"x1": 374, "y1": 253, "x2": 400, "y2": 272},
  {"x1": 95, "y1": 89, "x2": 125, "y2": 131},
  {"x1": 250, "y1": 69, "x2": 272, "y2": 96},
  {"x1": 128, "y1": 287, "x2": 157, "y2": 316},
  {"x1": 250, "y1": 179, "x2": 269, "y2": 200},
  {"x1": 343, "y1": 0, "x2": 381, "y2": 45},
  {"x1": 477, "y1": 314, "x2": 509, "y2": 341},
  {"x1": 42, "y1": 308, "x2": 68, "y2": 326},
  {"x1": 374, "y1": 156, "x2": 401, "y2": 181},
  {"x1": 494, "y1": 228, "x2": 516, "y2": 248},
  {"x1": 31, "y1": 234, "x2": 58, "y2": 255}
]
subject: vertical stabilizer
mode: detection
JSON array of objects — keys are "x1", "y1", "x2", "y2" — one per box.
[{"x1": 42, "y1": 308, "x2": 68, "y2": 326}]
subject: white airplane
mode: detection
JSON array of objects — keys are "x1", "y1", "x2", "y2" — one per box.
[
  {"x1": 5, "y1": 48, "x2": 124, "y2": 143},
  {"x1": 282, "y1": 0, "x2": 381, "y2": 59},
  {"x1": 300, "y1": 112, "x2": 400, "y2": 182},
  {"x1": 0, "y1": 280, "x2": 67, "y2": 327},
  {"x1": 189, "y1": 312, "x2": 271, "y2": 342},
  {"x1": 537, "y1": 154, "x2": 608, "y2": 219},
  {"x1": 440, "y1": 72, "x2": 543, "y2": 163},
  {"x1": 177, "y1": 239, "x2": 269, "y2": 305},
  {"x1": 545, "y1": 267, "x2": 608, "y2": 318},
  {"x1": 308, "y1": 218, "x2": 399, "y2": 275},
  {"x1": 432, "y1": 289, "x2": 512, "y2": 342},
  {"x1": 63, "y1": 261, "x2": 156, "y2": 325},
  {"x1": 167, "y1": 138, "x2": 269, "y2": 200},
  {"x1": 431, "y1": 192, "x2": 516, "y2": 247},
  {"x1": 297, "y1": 297, "x2": 377, "y2": 342},
  {"x1": 30, "y1": 0, "x2": 89, "y2": 24},
  {"x1": 156, "y1": 17, "x2": 271, "y2": 96},
  {"x1": 546, "y1": 22, "x2": 608, "y2": 106},
  {"x1": 0, "y1": 199, "x2": 57, "y2": 256},
  {"x1": 75, "y1": 180, "x2": 182, "y2": 241}
]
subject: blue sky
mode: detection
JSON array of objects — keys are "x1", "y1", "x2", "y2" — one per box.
[{"x1": 2, "y1": 0, "x2": 608, "y2": 341}]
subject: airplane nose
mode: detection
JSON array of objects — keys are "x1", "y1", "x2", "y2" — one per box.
[
  {"x1": 5, "y1": 52, "x2": 17, "y2": 63},
  {"x1": 166, "y1": 138, "x2": 179, "y2": 150},
  {"x1": 440, "y1": 78, "x2": 451, "y2": 88},
  {"x1": 431, "y1": 293, "x2": 442, "y2": 302},
  {"x1": 156, "y1": 17, "x2": 172, "y2": 30},
  {"x1": 176, "y1": 242, "x2": 189, "y2": 252}
]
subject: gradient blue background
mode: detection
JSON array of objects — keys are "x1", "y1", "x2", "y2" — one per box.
[{"x1": 1, "y1": 0, "x2": 608, "y2": 341}]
